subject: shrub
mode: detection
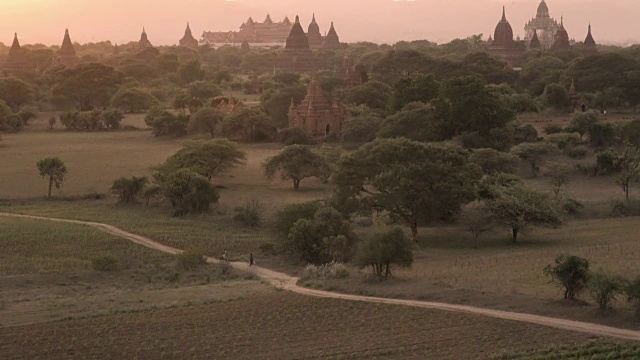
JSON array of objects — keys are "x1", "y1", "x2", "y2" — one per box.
[
  {"x1": 588, "y1": 271, "x2": 625, "y2": 311},
  {"x1": 176, "y1": 249, "x2": 207, "y2": 270},
  {"x1": 625, "y1": 276, "x2": 640, "y2": 317},
  {"x1": 513, "y1": 124, "x2": 539, "y2": 143},
  {"x1": 543, "y1": 124, "x2": 564, "y2": 135},
  {"x1": 145, "y1": 105, "x2": 190, "y2": 137},
  {"x1": 596, "y1": 149, "x2": 621, "y2": 175},
  {"x1": 91, "y1": 255, "x2": 118, "y2": 271},
  {"x1": 546, "y1": 133, "x2": 581, "y2": 150},
  {"x1": 588, "y1": 122, "x2": 617, "y2": 148},
  {"x1": 59, "y1": 108, "x2": 124, "y2": 131},
  {"x1": 277, "y1": 127, "x2": 315, "y2": 145},
  {"x1": 354, "y1": 227, "x2": 413, "y2": 277},
  {"x1": 274, "y1": 201, "x2": 323, "y2": 236},
  {"x1": 111, "y1": 176, "x2": 148, "y2": 204},
  {"x1": 17, "y1": 106, "x2": 37, "y2": 125},
  {"x1": 300, "y1": 262, "x2": 349, "y2": 280},
  {"x1": 162, "y1": 169, "x2": 219, "y2": 216},
  {"x1": 564, "y1": 145, "x2": 588, "y2": 159},
  {"x1": 142, "y1": 184, "x2": 162, "y2": 206},
  {"x1": 259, "y1": 242, "x2": 275, "y2": 255},
  {"x1": 543, "y1": 255, "x2": 590, "y2": 300},
  {"x1": 562, "y1": 198, "x2": 584, "y2": 215},
  {"x1": 234, "y1": 199, "x2": 264, "y2": 227},
  {"x1": 470, "y1": 148, "x2": 520, "y2": 175},
  {"x1": 611, "y1": 200, "x2": 640, "y2": 217}
]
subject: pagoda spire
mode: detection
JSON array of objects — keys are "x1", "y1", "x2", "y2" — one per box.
[
  {"x1": 502, "y1": 6, "x2": 506, "y2": 21},
  {"x1": 11, "y1": 33, "x2": 21, "y2": 51}
]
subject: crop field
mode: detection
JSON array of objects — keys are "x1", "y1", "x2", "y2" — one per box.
[
  {"x1": 0, "y1": 292, "x2": 602, "y2": 360},
  {"x1": 0, "y1": 216, "x2": 170, "y2": 274}
]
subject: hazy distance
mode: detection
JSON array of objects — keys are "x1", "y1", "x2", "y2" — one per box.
[{"x1": 1, "y1": 0, "x2": 638, "y2": 46}]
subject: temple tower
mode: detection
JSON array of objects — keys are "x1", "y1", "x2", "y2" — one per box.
[
  {"x1": 488, "y1": 7, "x2": 525, "y2": 66},
  {"x1": 288, "y1": 74, "x2": 348, "y2": 136},
  {"x1": 551, "y1": 17, "x2": 571, "y2": 51},
  {"x1": 180, "y1": 22, "x2": 199, "y2": 48},
  {"x1": 529, "y1": 29, "x2": 542, "y2": 50},
  {"x1": 58, "y1": 29, "x2": 78, "y2": 67},
  {"x1": 582, "y1": 23, "x2": 598, "y2": 56},
  {"x1": 322, "y1": 22, "x2": 342, "y2": 49},
  {"x1": 524, "y1": 0, "x2": 560, "y2": 49},
  {"x1": 139, "y1": 27, "x2": 153, "y2": 51},
  {"x1": 307, "y1": 14, "x2": 323, "y2": 48}
]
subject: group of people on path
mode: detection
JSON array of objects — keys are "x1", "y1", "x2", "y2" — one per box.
[{"x1": 221, "y1": 249, "x2": 254, "y2": 267}]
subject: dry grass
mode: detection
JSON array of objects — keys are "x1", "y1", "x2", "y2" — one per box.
[{"x1": 0, "y1": 291, "x2": 600, "y2": 360}]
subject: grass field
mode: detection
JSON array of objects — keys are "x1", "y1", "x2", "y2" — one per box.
[
  {"x1": 0, "y1": 291, "x2": 602, "y2": 360},
  {"x1": 494, "y1": 340, "x2": 640, "y2": 359}
]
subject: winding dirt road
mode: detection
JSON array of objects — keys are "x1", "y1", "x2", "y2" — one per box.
[{"x1": 3, "y1": 212, "x2": 640, "y2": 341}]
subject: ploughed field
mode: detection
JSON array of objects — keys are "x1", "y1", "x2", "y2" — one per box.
[{"x1": 0, "y1": 292, "x2": 601, "y2": 360}]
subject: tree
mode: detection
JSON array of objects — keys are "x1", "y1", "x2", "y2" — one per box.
[
  {"x1": 470, "y1": 148, "x2": 520, "y2": 175},
  {"x1": 261, "y1": 85, "x2": 306, "y2": 127},
  {"x1": 543, "y1": 162, "x2": 572, "y2": 201},
  {"x1": 263, "y1": 145, "x2": 329, "y2": 190},
  {"x1": 354, "y1": 227, "x2": 413, "y2": 277},
  {"x1": 625, "y1": 276, "x2": 640, "y2": 317},
  {"x1": 178, "y1": 60, "x2": 204, "y2": 84},
  {"x1": 588, "y1": 271, "x2": 625, "y2": 311},
  {"x1": 510, "y1": 142, "x2": 558, "y2": 177},
  {"x1": 341, "y1": 114, "x2": 383, "y2": 145},
  {"x1": 36, "y1": 157, "x2": 68, "y2": 198},
  {"x1": 144, "y1": 105, "x2": 189, "y2": 137},
  {"x1": 119, "y1": 63, "x2": 159, "y2": 84},
  {"x1": 544, "y1": 83, "x2": 569, "y2": 110},
  {"x1": 153, "y1": 53, "x2": 179, "y2": 73},
  {"x1": 17, "y1": 106, "x2": 37, "y2": 126},
  {"x1": 154, "y1": 139, "x2": 246, "y2": 182},
  {"x1": 391, "y1": 74, "x2": 440, "y2": 111},
  {"x1": 221, "y1": 108, "x2": 276, "y2": 142},
  {"x1": 110, "y1": 87, "x2": 157, "y2": 113},
  {"x1": 543, "y1": 255, "x2": 590, "y2": 300},
  {"x1": 343, "y1": 80, "x2": 393, "y2": 111},
  {"x1": 162, "y1": 169, "x2": 219, "y2": 215},
  {"x1": 486, "y1": 185, "x2": 562, "y2": 243},
  {"x1": 615, "y1": 144, "x2": 640, "y2": 202},
  {"x1": 48, "y1": 116, "x2": 56, "y2": 130},
  {"x1": 274, "y1": 201, "x2": 323, "y2": 236},
  {"x1": 376, "y1": 102, "x2": 444, "y2": 143},
  {"x1": 190, "y1": 107, "x2": 225, "y2": 138},
  {"x1": 50, "y1": 63, "x2": 124, "y2": 110},
  {"x1": 0, "y1": 77, "x2": 34, "y2": 111},
  {"x1": 567, "y1": 111, "x2": 599, "y2": 141},
  {"x1": 459, "y1": 204, "x2": 493, "y2": 248},
  {"x1": 588, "y1": 122, "x2": 617, "y2": 149},
  {"x1": 111, "y1": 176, "x2": 148, "y2": 204},
  {"x1": 287, "y1": 206, "x2": 357, "y2": 264},
  {"x1": 187, "y1": 81, "x2": 221, "y2": 102},
  {"x1": 334, "y1": 138, "x2": 482, "y2": 240}
]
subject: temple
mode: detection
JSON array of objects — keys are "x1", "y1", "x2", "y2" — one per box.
[
  {"x1": 567, "y1": 79, "x2": 588, "y2": 112},
  {"x1": 200, "y1": 14, "x2": 341, "y2": 49},
  {"x1": 179, "y1": 23, "x2": 199, "y2": 48},
  {"x1": 524, "y1": 0, "x2": 560, "y2": 49},
  {"x1": 582, "y1": 23, "x2": 598, "y2": 56},
  {"x1": 275, "y1": 15, "x2": 325, "y2": 73},
  {"x1": 3, "y1": 33, "x2": 33, "y2": 75},
  {"x1": 487, "y1": 7, "x2": 525, "y2": 66},
  {"x1": 341, "y1": 55, "x2": 368, "y2": 88},
  {"x1": 56, "y1": 29, "x2": 78, "y2": 67},
  {"x1": 529, "y1": 29, "x2": 542, "y2": 50},
  {"x1": 139, "y1": 28, "x2": 153, "y2": 51},
  {"x1": 551, "y1": 17, "x2": 571, "y2": 51},
  {"x1": 288, "y1": 75, "x2": 348, "y2": 137}
]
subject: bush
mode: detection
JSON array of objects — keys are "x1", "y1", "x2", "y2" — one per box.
[
  {"x1": 625, "y1": 276, "x2": 640, "y2": 317},
  {"x1": 176, "y1": 249, "x2": 207, "y2": 270},
  {"x1": 142, "y1": 184, "x2": 162, "y2": 206},
  {"x1": 162, "y1": 169, "x2": 219, "y2": 216},
  {"x1": 513, "y1": 124, "x2": 539, "y2": 143},
  {"x1": 588, "y1": 271, "x2": 625, "y2": 311},
  {"x1": 277, "y1": 127, "x2": 315, "y2": 145},
  {"x1": 145, "y1": 105, "x2": 190, "y2": 137},
  {"x1": 274, "y1": 201, "x2": 323, "y2": 236},
  {"x1": 111, "y1": 176, "x2": 148, "y2": 204},
  {"x1": 611, "y1": 200, "x2": 640, "y2": 217},
  {"x1": 300, "y1": 262, "x2": 349, "y2": 280},
  {"x1": 91, "y1": 255, "x2": 118, "y2": 271},
  {"x1": 59, "y1": 109, "x2": 124, "y2": 131},
  {"x1": 259, "y1": 242, "x2": 276, "y2": 255},
  {"x1": 234, "y1": 199, "x2": 264, "y2": 227},
  {"x1": 353, "y1": 227, "x2": 413, "y2": 277},
  {"x1": 546, "y1": 133, "x2": 581, "y2": 150},
  {"x1": 543, "y1": 255, "x2": 590, "y2": 300},
  {"x1": 543, "y1": 124, "x2": 565, "y2": 135},
  {"x1": 564, "y1": 145, "x2": 588, "y2": 159},
  {"x1": 596, "y1": 149, "x2": 621, "y2": 175},
  {"x1": 562, "y1": 198, "x2": 585, "y2": 215},
  {"x1": 17, "y1": 106, "x2": 37, "y2": 125},
  {"x1": 470, "y1": 148, "x2": 520, "y2": 175}
]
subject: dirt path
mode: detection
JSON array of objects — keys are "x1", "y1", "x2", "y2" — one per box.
[{"x1": 3, "y1": 212, "x2": 640, "y2": 341}]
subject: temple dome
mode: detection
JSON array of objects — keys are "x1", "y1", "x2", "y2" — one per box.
[
  {"x1": 322, "y1": 22, "x2": 341, "y2": 49},
  {"x1": 60, "y1": 29, "x2": 76, "y2": 56},
  {"x1": 308, "y1": 14, "x2": 320, "y2": 36},
  {"x1": 285, "y1": 15, "x2": 309, "y2": 49},
  {"x1": 537, "y1": 0, "x2": 550, "y2": 18},
  {"x1": 551, "y1": 17, "x2": 570, "y2": 50},
  {"x1": 584, "y1": 24, "x2": 596, "y2": 46},
  {"x1": 492, "y1": 7, "x2": 514, "y2": 47}
]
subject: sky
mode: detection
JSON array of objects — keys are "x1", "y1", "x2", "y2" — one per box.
[{"x1": 0, "y1": 0, "x2": 638, "y2": 47}]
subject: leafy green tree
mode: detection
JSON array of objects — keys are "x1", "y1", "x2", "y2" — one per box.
[
  {"x1": 274, "y1": 201, "x2": 323, "y2": 236},
  {"x1": 36, "y1": 157, "x2": 68, "y2": 198},
  {"x1": 335, "y1": 138, "x2": 482, "y2": 240},
  {"x1": 390, "y1": 74, "x2": 440, "y2": 111},
  {"x1": 110, "y1": 87, "x2": 157, "y2": 113},
  {"x1": 0, "y1": 77, "x2": 34, "y2": 111},
  {"x1": 153, "y1": 53, "x2": 179, "y2": 73},
  {"x1": 263, "y1": 145, "x2": 329, "y2": 190},
  {"x1": 470, "y1": 148, "x2": 520, "y2": 175},
  {"x1": 342, "y1": 80, "x2": 393, "y2": 111},
  {"x1": 625, "y1": 276, "x2": 640, "y2": 317},
  {"x1": 543, "y1": 162, "x2": 572, "y2": 201},
  {"x1": 354, "y1": 227, "x2": 413, "y2": 277},
  {"x1": 588, "y1": 271, "x2": 626, "y2": 311},
  {"x1": 567, "y1": 111, "x2": 599, "y2": 141},
  {"x1": 50, "y1": 63, "x2": 124, "y2": 110},
  {"x1": 221, "y1": 107, "x2": 277, "y2": 142},
  {"x1": 543, "y1": 255, "x2": 590, "y2": 300},
  {"x1": 288, "y1": 206, "x2": 357, "y2": 264},
  {"x1": 187, "y1": 81, "x2": 221, "y2": 102},
  {"x1": 510, "y1": 142, "x2": 558, "y2": 177},
  {"x1": 565, "y1": 53, "x2": 640, "y2": 94},
  {"x1": 588, "y1": 122, "x2": 617, "y2": 148},
  {"x1": 142, "y1": 184, "x2": 162, "y2": 206},
  {"x1": 190, "y1": 107, "x2": 225, "y2": 138},
  {"x1": 111, "y1": 176, "x2": 148, "y2": 204},
  {"x1": 154, "y1": 139, "x2": 246, "y2": 182},
  {"x1": 144, "y1": 105, "x2": 189, "y2": 137},
  {"x1": 17, "y1": 106, "x2": 37, "y2": 126},
  {"x1": 277, "y1": 128, "x2": 316, "y2": 146},
  {"x1": 543, "y1": 83, "x2": 569, "y2": 110},
  {"x1": 486, "y1": 185, "x2": 562, "y2": 243},
  {"x1": 178, "y1": 60, "x2": 204, "y2": 84},
  {"x1": 261, "y1": 85, "x2": 306, "y2": 127},
  {"x1": 162, "y1": 169, "x2": 219, "y2": 215},
  {"x1": 376, "y1": 102, "x2": 445, "y2": 142},
  {"x1": 518, "y1": 56, "x2": 567, "y2": 95},
  {"x1": 459, "y1": 204, "x2": 494, "y2": 247},
  {"x1": 172, "y1": 92, "x2": 190, "y2": 114},
  {"x1": 341, "y1": 114, "x2": 383, "y2": 145},
  {"x1": 119, "y1": 62, "x2": 159, "y2": 84}
]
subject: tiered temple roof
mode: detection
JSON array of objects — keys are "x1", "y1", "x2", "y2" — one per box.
[
  {"x1": 288, "y1": 75, "x2": 348, "y2": 137},
  {"x1": 180, "y1": 23, "x2": 199, "y2": 48},
  {"x1": 201, "y1": 14, "x2": 294, "y2": 47},
  {"x1": 307, "y1": 14, "x2": 323, "y2": 47},
  {"x1": 529, "y1": 29, "x2": 542, "y2": 50},
  {"x1": 276, "y1": 15, "x2": 326, "y2": 73},
  {"x1": 524, "y1": 0, "x2": 560, "y2": 49},
  {"x1": 488, "y1": 7, "x2": 525, "y2": 66},
  {"x1": 322, "y1": 22, "x2": 342, "y2": 49},
  {"x1": 582, "y1": 23, "x2": 598, "y2": 55},
  {"x1": 551, "y1": 17, "x2": 571, "y2": 50},
  {"x1": 57, "y1": 29, "x2": 78, "y2": 67},
  {"x1": 4, "y1": 33, "x2": 33, "y2": 74}
]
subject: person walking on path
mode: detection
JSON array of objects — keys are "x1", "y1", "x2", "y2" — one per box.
[
  {"x1": 249, "y1": 253, "x2": 254, "y2": 267},
  {"x1": 222, "y1": 249, "x2": 228, "y2": 262}
]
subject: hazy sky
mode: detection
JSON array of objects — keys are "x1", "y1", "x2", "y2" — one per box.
[{"x1": 1, "y1": 0, "x2": 638, "y2": 46}]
